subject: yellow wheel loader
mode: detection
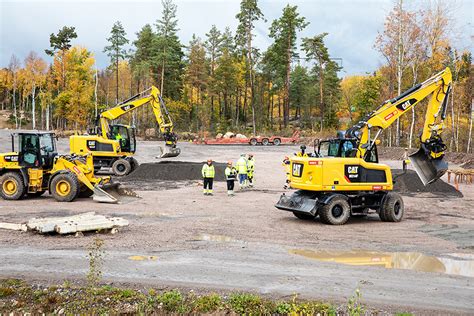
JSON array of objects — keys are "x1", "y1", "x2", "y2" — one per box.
[
  {"x1": 276, "y1": 67, "x2": 453, "y2": 225},
  {"x1": 70, "y1": 86, "x2": 180, "y2": 176},
  {"x1": 0, "y1": 131, "x2": 136, "y2": 203}
]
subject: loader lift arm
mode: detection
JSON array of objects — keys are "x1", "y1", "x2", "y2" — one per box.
[
  {"x1": 346, "y1": 67, "x2": 452, "y2": 184},
  {"x1": 98, "y1": 86, "x2": 180, "y2": 158}
]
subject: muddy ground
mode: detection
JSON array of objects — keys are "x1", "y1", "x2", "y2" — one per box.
[{"x1": 0, "y1": 129, "x2": 473, "y2": 314}]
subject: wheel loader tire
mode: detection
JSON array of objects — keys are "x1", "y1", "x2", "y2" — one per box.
[
  {"x1": 0, "y1": 172, "x2": 26, "y2": 200},
  {"x1": 293, "y1": 212, "x2": 316, "y2": 220},
  {"x1": 112, "y1": 159, "x2": 131, "y2": 176},
  {"x1": 379, "y1": 192, "x2": 404, "y2": 222},
  {"x1": 50, "y1": 172, "x2": 80, "y2": 202},
  {"x1": 319, "y1": 195, "x2": 351, "y2": 225}
]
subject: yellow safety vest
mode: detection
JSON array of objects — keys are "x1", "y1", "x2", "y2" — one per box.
[
  {"x1": 236, "y1": 157, "x2": 248, "y2": 174},
  {"x1": 202, "y1": 164, "x2": 215, "y2": 178},
  {"x1": 247, "y1": 158, "x2": 255, "y2": 174}
]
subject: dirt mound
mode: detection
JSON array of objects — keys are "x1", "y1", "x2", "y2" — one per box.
[
  {"x1": 392, "y1": 169, "x2": 462, "y2": 197},
  {"x1": 123, "y1": 161, "x2": 227, "y2": 181}
]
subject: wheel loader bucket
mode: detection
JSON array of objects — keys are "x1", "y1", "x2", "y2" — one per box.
[
  {"x1": 408, "y1": 148, "x2": 448, "y2": 186},
  {"x1": 93, "y1": 183, "x2": 140, "y2": 204},
  {"x1": 158, "y1": 145, "x2": 181, "y2": 158}
]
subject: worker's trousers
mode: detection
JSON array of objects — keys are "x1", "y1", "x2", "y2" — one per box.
[
  {"x1": 226, "y1": 180, "x2": 235, "y2": 195},
  {"x1": 203, "y1": 177, "x2": 214, "y2": 194}
]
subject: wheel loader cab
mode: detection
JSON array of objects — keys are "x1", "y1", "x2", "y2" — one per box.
[
  {"x1": 110, "y1": 124, "x2": 136, "y2": 154},
  {"x1": 14, "y1": 132, "x2": 57, "y2": 169}
]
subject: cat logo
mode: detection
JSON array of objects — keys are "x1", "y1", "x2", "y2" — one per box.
[
  {"x1": 87, "y1": 140, "x2": 96, "y2": 149},
  {"x1": 396, "y1": 98, "x2": 417, "y2": 112},
  {"x1": 292, "y1": 163, "x2": 303, "y2": 177},
  {"x1": 121, "y1": 104, "x2": 135, "y2": 112},
  {"x1": 348, "y1": 166, "x2": 358, "y2": 174}
]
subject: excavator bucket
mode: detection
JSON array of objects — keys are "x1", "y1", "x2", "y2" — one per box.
[
  {"x1": 158, "y1": 145, "x2": 181, "y2": 158},
  {"x1": 409, "y1": 148, "x2": 448, "y2": 186},
  {"x1": 93, "y1": 183, "x2": 140, "y2": 204}
]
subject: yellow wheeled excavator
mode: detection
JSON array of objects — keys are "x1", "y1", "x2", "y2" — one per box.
[
  {"x1": 276, "y1": 67, "x2": 452, "y2": 225},
  {"x1": 70, "y1": 86, "x2": 180, "y2": 176},
  {"x1": 0, "y1": 131, "x2": 134, "y2": 203}
]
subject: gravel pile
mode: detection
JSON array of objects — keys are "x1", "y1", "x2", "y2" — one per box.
[
  {"x1": 392, "y1": 169, "x2": 462, "y2": 197},
  {"x1": 122, "y1": 161, "x2": 227, "y2": 181}
]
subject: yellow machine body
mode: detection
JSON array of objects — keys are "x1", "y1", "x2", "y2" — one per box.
[{"x1": 288, "y1": 156, "x2": 393, "y2": 192}]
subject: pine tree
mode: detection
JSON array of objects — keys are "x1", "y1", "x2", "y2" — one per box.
[
  {"x1": 153, "y1": 0, "x2": 184, "y2": 99},
  {"x1": 45, "y1": 26, "x2": 77, "y2": 90},
  {"x1": 104, "y1": 21, "x2": 129, "y2": 103},
  {"x1": 131, "y1": 24, "x2": 155, "y2": 92},
  {"x1": 205, "y1": 25, "x2": 223, "y2": 125},
  {"x1": 236, "y1": 0, "x2": 264, "y2": 134},
  {"x1": 269, "y1": 5, "x2": 308, "y2": 127}
]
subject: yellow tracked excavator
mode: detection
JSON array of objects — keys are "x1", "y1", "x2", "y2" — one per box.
[
  {"x1": 276, "y1": 67, "x2": 452, "y2": 225},
  {"x1": 0, "y1": 131, "x2": 138, "y2": 203},
  {"x1": 70, "y1": 86, "x2": 180, "y2": 176}
]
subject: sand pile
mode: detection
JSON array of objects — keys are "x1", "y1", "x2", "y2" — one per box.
[
  {"x1": 123, "y1": 161, "x2": 227, "y2": 182},
  {"x1": 392, "y1": 169, "x2": 462, "y2": 197}
]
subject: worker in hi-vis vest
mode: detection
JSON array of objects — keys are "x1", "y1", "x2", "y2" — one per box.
[{"x1": 201, "y1": 159, "x2": 215, "y2": 195}]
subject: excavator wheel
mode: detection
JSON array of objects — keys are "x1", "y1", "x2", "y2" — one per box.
[
  {"x1": 50, "y1": 172, "x2": 80, "y2": 202},
  {"x1": 379, "y1": 192, "x2": 404, "y2": 222},
  {"x1": 112, "y1": 159, "x2": 132, "y2": 176},
  {"x1": 129, "y1": 157, "x2": 139, "y2": 171},
  {"x1": 319, "y1": 195, "x2": 351, "y2": 225},
  {"x1": 0, "y1": 172, "x2": 26, "y2": 200}
]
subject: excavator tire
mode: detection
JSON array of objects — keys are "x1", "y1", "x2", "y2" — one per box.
[
  {"x1": 130, "y1": 157, "x2": 139, "y2": 171},
  {"x1": 292, "y1": 212, "x2": 316, "y2": 220},
  {"x1": 379, "y1": 192, "x2": 404, "y2": 222},
  {"x1": 0, "y1": 172, "x2": 26, "y2": 200},
  {"x1": 319, "y1": 195, "x2": 351, "y2": 225},
  {"x1": 112, "y1": 159, "x2": 131, "y2": 176},
  {"x1": 50, "y1": 172, "x2": 80, "y2": 202}
]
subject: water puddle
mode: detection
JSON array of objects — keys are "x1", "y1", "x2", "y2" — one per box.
[
  {"x1": 128, "y1": 255, "x2": 158, "y2": 261},
  {"x1": 289, "y1": 249, "x2": 474, "y2": 278},
  {"x1": 196, "y1": 234, "x2": 238, "y2": 242}
]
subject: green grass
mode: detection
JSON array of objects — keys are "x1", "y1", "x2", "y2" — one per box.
[{"x1": 0, "y1": 278, "x2": 400, "y2": 315}]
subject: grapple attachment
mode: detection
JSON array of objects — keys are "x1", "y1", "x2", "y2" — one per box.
[
  {"x1": 409, "y1": 148, "x2": 448, "y2": 186},
  {"x1": 158, "y1": 145, "x2": 181, "y2": 158},
  {"x1": 275, "y1": 191, "x2": 318, "y2": 216},
  {"x1": 93, "y1": 183, "x2": 140, "y2": 204}
]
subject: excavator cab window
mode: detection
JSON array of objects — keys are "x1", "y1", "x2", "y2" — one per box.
[
  {"x1": 111, "y1": 125, "x2": 135, "y2": 153},
  {"x1": 318, "y1": 139, "x2": 358, "y2": 158},
  {"x1": 363, "y1": 145, "x2": 379, "y2": 163}
]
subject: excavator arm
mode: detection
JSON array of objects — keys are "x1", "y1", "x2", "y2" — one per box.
[
  {"x1": 98, "y1": 86, "x2": 180, "y2": 158},
  {"x1": 346, "y1": 67, "x2": 452, "y2": 184}
]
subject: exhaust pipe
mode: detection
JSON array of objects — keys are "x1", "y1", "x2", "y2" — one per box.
[
  {"x1": 93, "y1": 183, "x2": 140, "y2": 204},
  {"x1": 409, "y1": 148, "x2": 448, "y2": 185},
  {"x1": 158, "y1": 145, "x2": 181, "y2": 158}
]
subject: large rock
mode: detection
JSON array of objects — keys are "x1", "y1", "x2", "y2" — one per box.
[
  {"x1": 223, "y1": 132, "x2": 235, "y2": 139},
  {"x1": 216, "y1": 133, "x2": 223, "y2": 139},
  {"x1": 145, "y1": 128, "x2": 156, "y2": 140},
  {"x1": 235, "y1": 133, "x2": 247, "y2": 139}
]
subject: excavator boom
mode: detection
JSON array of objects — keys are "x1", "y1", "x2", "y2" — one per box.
[
  {"x1": 347, "y1": 67, "x2": 452, "y2": 185},
  {"x1": 99, "y1": 86, "x2": 180, "y2": 158}
]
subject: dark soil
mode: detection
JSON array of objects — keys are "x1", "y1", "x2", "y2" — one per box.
[
  {"x1": 122, "y1": 161, "x2": 227, "y2": 182},
  {"x1": 392, "y1": 169, "x2": 463, "y2": 197}
]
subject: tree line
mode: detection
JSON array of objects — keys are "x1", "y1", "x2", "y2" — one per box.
[{"x1": 0, "y1": 0, "x2": 472, "y2": 152}]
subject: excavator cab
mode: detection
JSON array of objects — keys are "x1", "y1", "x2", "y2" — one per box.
[{"x1": 110, "y1": 124, "x2": 136, "y2": 154}]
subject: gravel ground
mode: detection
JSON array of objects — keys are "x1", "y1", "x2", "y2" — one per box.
[{"x1": 0, "y1": 129, "x2": 473, "y2": 314}]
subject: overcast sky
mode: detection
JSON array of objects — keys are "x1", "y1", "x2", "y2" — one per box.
[{"x1": 1, "y1": 0, "x2": 472, "y2": 76}]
